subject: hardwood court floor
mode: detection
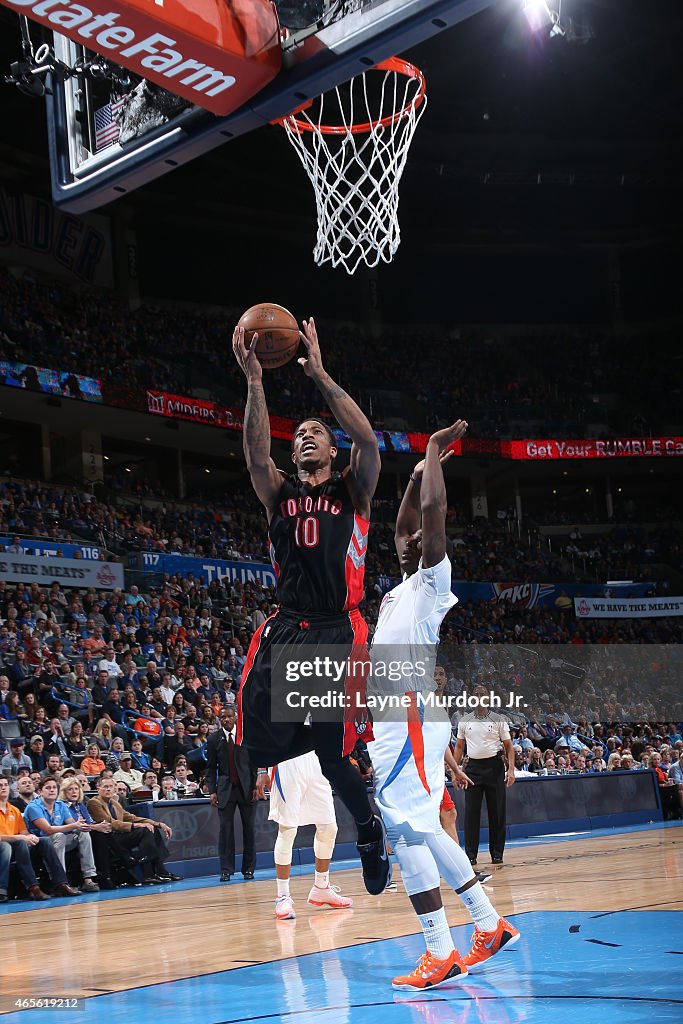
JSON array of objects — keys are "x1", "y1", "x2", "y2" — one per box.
[{"x1": 1, "y1": 825, "x2": 680, "y2": 1004}]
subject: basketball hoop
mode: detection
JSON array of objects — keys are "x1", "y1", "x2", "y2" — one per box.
[{"x1": 276, "y1": 57, "x2": 427, "y2": 275}]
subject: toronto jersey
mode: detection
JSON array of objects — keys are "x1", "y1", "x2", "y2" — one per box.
[{"x1": 268, "y1": 472, "x2": 369, "y2": 614}]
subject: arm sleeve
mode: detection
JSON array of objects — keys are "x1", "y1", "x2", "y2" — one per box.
[
  {"x1": 412, "y1": 555, "x2": 457, "y2": 624},
  {"x1": 87, "y1": 797, "x2": 131, "y2": 832},
  {"x1": 417, "y1": 554, "x2": 453, "y2": 596},
  {"x1": 122, "y1": 807, "x2": 155, "y2": 826},
  {"x1": 23, "y1": 804, "x2": 40, "y2": 833},
  {"x1": 499, "y1": 721, "x2": 511, "y2": 742},
  {"x1": 457, "y1": 721, "x2": 466, "y2": 740},
  {"x1": 205, "y1": 736, "x2": 217, "y2": 794}
]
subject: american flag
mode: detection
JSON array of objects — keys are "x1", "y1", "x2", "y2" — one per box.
[{"x1": 94, "y1": 96, "x2": 125, "y2": 151}]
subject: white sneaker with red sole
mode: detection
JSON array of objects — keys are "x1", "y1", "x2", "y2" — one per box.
[
  {"x1": 275, "y1": 895, "x2": 296, "y2": 920},
  {"x1": 307, "y1": 884, "x2": 353, "y2": 909}
]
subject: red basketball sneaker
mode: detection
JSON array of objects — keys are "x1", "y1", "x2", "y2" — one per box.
[
  {"x1": 392, "y1": 949, "x2": 468, "y2": 991},
  {"x1": 462, "y1": 917, "x2": 520, "y2": 970}
]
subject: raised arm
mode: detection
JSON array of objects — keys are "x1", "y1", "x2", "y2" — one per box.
[
  {"x1": 232, "y1": 326, "x2": 283, "y2": 514},
  {"x1": 394, "y1": 474, "x2": 422, "y2": 556},
  {"x1": 420, "y1": 420, "x2": 468, "y2": 568},
  {"x1": 298, "y1": 318, "x2": 380, "y2": 515}
]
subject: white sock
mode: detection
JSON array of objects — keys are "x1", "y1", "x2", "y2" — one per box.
[
  {"x1": 459, "y1": 882, "x2": 499, "y2": 931},
  {"x1": 276, "y1": 877, "x2": 290, "y2": 898},
  {"x1": 314, "y1": 870, "x2": 329, "y2": 889},
  {"x1": 417, "y1": 907, "x2": 455, "y2": 959}
]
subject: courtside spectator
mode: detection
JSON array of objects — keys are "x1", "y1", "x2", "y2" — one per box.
[{"x1": 24, "y1": 777, "x2": 97, "y2": 892}]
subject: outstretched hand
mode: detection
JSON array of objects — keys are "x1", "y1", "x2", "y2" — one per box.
[
  {"x1": 297, "y1": 317, "x2": 325, "y2": 379},
  {"x1": 428, "y1": 419, "x2": 468, "y2": 451},
  {"x1": 232, "y1": 325, "x2": 262, "y2": 381},
  {"x1": 411, "y1": 419, "x2": 468, "y2": 481}
]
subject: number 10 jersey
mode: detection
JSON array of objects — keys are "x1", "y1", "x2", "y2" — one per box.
[{"x1": 268, "y1": 472, "x2": 369, "y2": 615}]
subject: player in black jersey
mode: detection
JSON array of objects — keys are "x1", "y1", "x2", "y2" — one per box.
[{"x1": 232, "y1": 316, "x2": 391, "y2": 895}]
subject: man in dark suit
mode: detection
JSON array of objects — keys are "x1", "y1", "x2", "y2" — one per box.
[
  {"x1": 158, "y1": 721, "x2": 192, "y2": 766},
  {"x1": 44, "y1": 718, "x2": 71, "y2": 766},
  {"x1": 205, "y1": 707, "x2": 257, "y2": 882}
]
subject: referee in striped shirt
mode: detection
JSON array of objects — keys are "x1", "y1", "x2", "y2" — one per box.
[{"x1": 453, "y1": 685, "x2": 515, "y2": 867}]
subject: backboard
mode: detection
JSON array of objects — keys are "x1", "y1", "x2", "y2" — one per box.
[{"x1": 5, "y1": 0, "x2": 497, "y2": 212}]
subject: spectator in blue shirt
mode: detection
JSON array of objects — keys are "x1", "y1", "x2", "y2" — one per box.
[
  {"x1": 1, "y1": 738, "x2": 32, "y2": 775},
  {"x1": 129, "y1": 738, "x2": 151, "y2": 771},
  {"x1": 555, "y1": 724, "x2": 584, "y2": 754},
  {"x1": 125, "y1": 585, "x2": 146, "y2": 607},
  {"x1": 515, "y1": 726, "x2": 534, "y2": 752},
  {"x1": 23, "y1": 777, "x2": 93, "y2": 892}
]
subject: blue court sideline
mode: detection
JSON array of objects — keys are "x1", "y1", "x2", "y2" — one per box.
[{"x1": 1, "y1": 909, "x2": 681, "y2": 1024}]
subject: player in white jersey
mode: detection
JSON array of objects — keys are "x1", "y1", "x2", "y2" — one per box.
[
  {"x1": 257, "y1": 749, "x2": 353, "y2": 920},
  {"x1": 367, "y1": 419, "x2": 519, "y2": 990}
]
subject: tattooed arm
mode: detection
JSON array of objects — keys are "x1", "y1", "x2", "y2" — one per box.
[
  {"x1": 298, "y1": 317, "x2": 380, "y2": 516},
  {"x1": 232, "y1": 325, "x2": 282, "y2": 515}
]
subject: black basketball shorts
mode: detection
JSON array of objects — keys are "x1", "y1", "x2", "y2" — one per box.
[{"x1": 237, "y1": 607, "x2": 370, "y2": 767}]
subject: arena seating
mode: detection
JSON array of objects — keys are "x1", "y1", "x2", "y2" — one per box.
[{"x1": 1, "y1": 266, "x2": 679, "y2": 435}]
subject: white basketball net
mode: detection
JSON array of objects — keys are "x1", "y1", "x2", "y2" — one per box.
[{"x1": 279, "y1": 60, "x2": 427, "y2": 275}]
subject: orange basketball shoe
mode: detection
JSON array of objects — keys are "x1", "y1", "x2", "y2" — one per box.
[
  {"x1": 392, "y1": 949, "x2": 468, "y2": 991},
  {"x1": 462, "y1": 917, "x2": 520, "y2": 970}
]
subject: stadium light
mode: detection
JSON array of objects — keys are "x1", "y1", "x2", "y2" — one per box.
[
  {"x1": 523, "y1": 0, "x2": 552, "y2": 31},
  {"x1": 522, "y1": 0, "x2": 565, "y2": 37}
]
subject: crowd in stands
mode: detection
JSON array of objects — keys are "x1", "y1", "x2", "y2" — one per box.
[
  {"x1": 1, "y1": 565, "x2": 681, "y2": 898},
  {"x1": 1, "y1": 266, "x2": 679, "y2": 436},
  {"x1": 4, "y1": 475, "x2": 682, "y2": 597}
]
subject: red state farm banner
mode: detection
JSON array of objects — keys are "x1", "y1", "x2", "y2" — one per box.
[
  {"x1": 1, "y1": 0, "x2": 281, "y2": 116},
  {"x1": 507, "y1": 437, "x2": 683, "y2": 460}
]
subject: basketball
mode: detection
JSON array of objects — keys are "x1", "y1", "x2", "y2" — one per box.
[{"x1": 238, "y1": 302, "x2": 300, "y2": 369}]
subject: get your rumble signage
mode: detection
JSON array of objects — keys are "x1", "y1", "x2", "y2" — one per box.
[{"x1": 508, "y1": 437, "x2": 683, "y2": 460}]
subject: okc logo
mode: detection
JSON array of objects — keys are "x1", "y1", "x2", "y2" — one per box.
[{"x1": 493, "y1": 582, "x2": 555, "y2": 608}]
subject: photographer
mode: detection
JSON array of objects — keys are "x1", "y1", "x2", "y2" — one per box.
[{"x1": 170, "y1": 756, "x2": 200, "y2": 798}]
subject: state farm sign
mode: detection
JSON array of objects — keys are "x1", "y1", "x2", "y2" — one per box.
[{"x1": 1, "y1": 0, "x2": 281, "y2": 116}]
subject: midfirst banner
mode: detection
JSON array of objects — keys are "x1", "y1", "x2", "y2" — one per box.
[{"x1": 574, "y1": 596, "x2": 683, "y2": 619}]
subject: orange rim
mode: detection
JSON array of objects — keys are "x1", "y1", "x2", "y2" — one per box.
[{"x1": 276, "y1": 57, "x2": 426, "y2": 136}]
